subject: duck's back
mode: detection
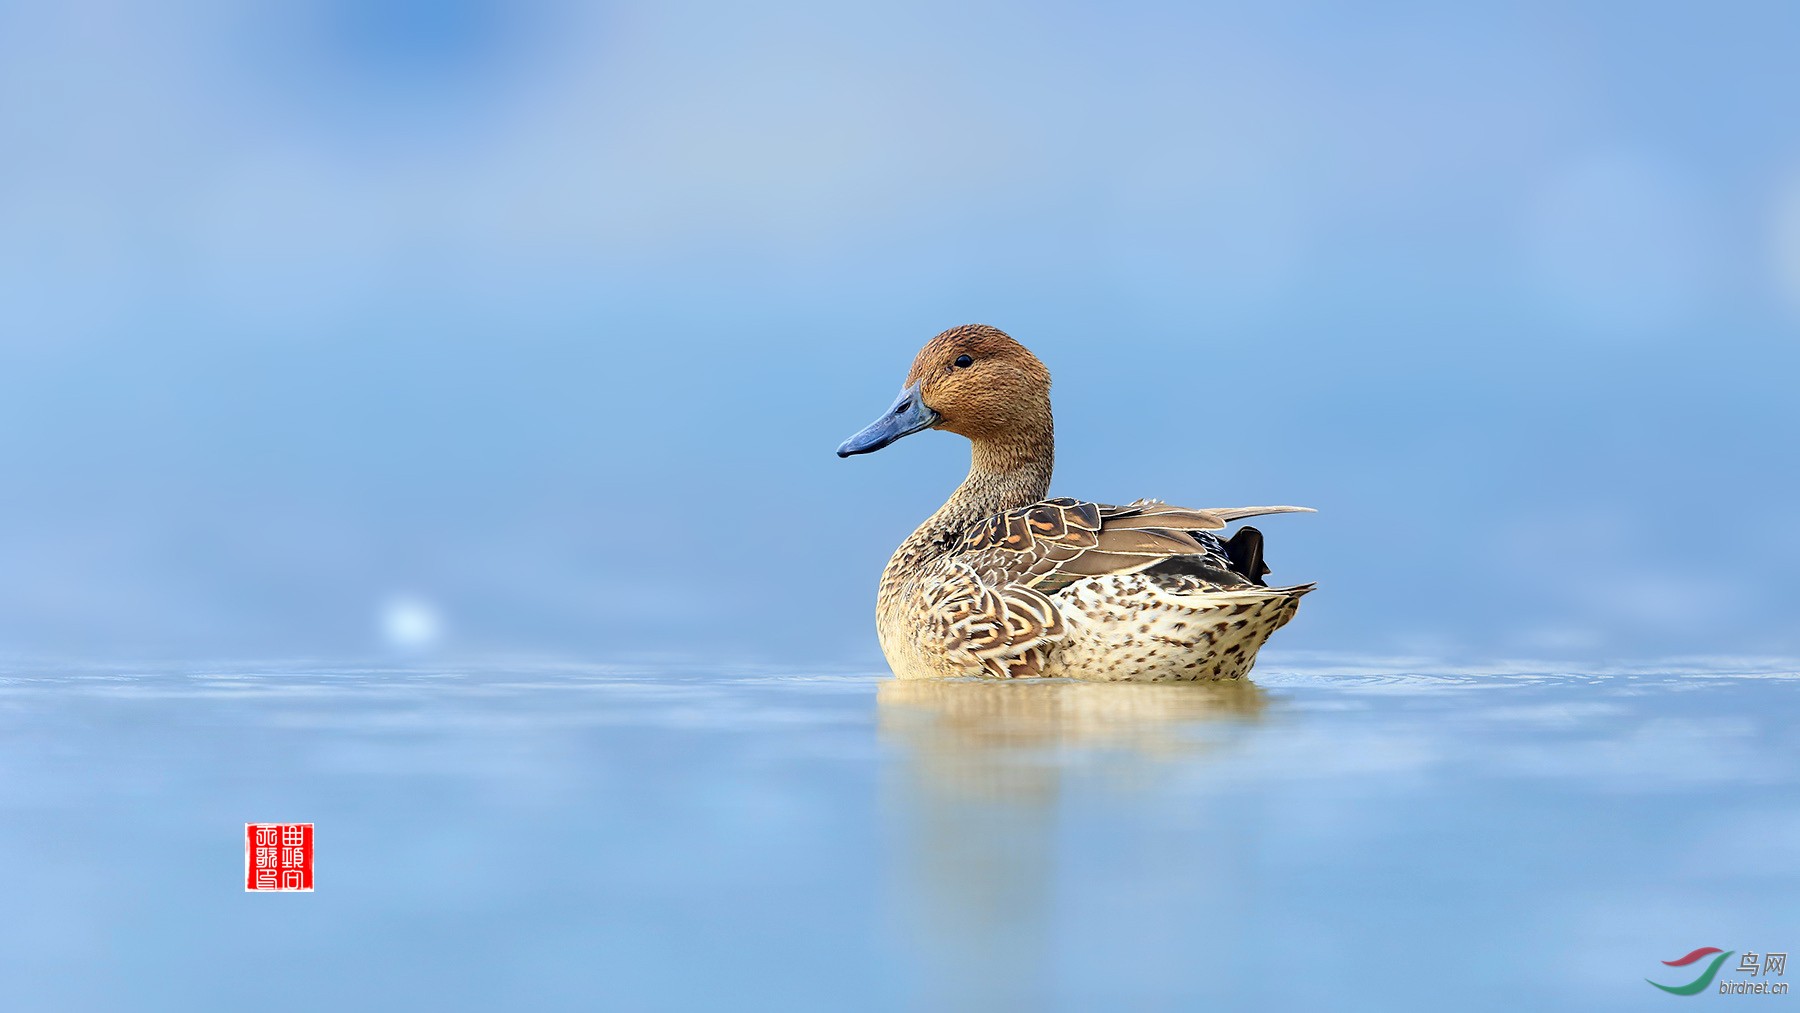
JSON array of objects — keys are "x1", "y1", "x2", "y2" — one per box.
[{"x1": 877, "y1": 497, "x2": 1312, "y2": 681}]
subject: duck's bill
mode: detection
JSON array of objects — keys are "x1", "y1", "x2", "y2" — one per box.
[{"x1": 836, "y1": 383, "x2": 940, "y2": 457}]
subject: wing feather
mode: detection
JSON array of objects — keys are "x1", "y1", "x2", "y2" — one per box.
[
  {"x1": 928, "y1": 498, "x2": 1312, "y2": 675},
  {"x1": 964, "y1": 498, "x2": 1313, "y2": 594}
]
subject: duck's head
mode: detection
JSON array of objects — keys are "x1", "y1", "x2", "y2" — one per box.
[{"x1": 837, "y1": 324, "x2": 1051, "y2": 458}]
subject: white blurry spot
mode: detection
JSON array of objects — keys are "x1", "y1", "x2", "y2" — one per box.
[
  {"x1": 381, "y1": 595, "x2": 444, "y2": 652},
  {"x1": 1772, "y1": 173, "x2": 1800, "y2": 318},
  {"x1": 1525, "y1": 151, "x2": 1717, "y2": 334}
]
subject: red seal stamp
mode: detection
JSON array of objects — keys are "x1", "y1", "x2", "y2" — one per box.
[{"x1": 245, "y1": 823, "x2": 313, "y2": 892}]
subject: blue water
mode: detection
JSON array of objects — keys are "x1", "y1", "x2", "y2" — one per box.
[{"x1": 3, "y1": 657, "x2": 1794, "y2": 1010}]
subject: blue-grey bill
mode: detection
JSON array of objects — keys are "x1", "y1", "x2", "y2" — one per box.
[{"x1": 836, "y1": 383, "x2": 940, "y2": 457}]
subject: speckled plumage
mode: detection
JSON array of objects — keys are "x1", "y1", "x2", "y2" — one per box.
[{"x1": 844, "y1": 325, "x2": 1314, "y2": 682}]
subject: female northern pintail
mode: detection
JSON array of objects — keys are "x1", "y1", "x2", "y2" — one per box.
[{"x1": 837, "y1": 324, "x2": 1313, "y2": 681}]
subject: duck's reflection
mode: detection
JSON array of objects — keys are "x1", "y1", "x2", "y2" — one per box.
[
  {"x1": 877, "y1": 678, "x2": 1265, "y2": 1009},
  {"x1": 880, "y1": 678, "x2": 1265, "y2": 764}
]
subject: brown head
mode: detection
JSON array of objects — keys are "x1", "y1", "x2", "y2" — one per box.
[{"x1": 837, "y1": 325, "x2": 1053, "y2": 458}]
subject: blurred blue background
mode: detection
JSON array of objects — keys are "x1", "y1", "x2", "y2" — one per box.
[{"x1": 2, "y1": 0, "x2": 1796, "y2": 665}]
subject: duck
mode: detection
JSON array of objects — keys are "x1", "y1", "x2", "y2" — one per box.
[{"x1": 836, "y1": 324, "x2": 1314, "y2": 682}]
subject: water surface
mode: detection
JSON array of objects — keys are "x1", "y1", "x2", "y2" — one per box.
[{"x1": 2, "y1": 657, "x2": 1795, "y2": 1010}]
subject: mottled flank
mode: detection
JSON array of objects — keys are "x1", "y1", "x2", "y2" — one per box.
[{"x1": 845, "y1": 324, "x2": 1315, "y2": 682}]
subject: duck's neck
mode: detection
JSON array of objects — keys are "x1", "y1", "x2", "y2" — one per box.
[
  {"x1": 890, "y1": 423, "x2": 1055, "y2": 576},
  {"x1": 951, "y1": 431, "x2": 1055, "y2": 523}
]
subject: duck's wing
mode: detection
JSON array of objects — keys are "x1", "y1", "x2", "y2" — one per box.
[
  {"x1": 923, "y1": 498, "x2": 1310, "y2": 678},
  {"x1": 962, "y1": 497, "x2": 1313, "y2": 594}
]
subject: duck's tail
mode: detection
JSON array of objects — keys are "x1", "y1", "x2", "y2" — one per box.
[{"x1": 1223, "y1": 526, "x2": 1271, "y2": 586}]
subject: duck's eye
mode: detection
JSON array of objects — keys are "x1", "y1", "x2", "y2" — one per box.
[{"x1": 954, "y1": 354, "x2": 974, "y2": 368}]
